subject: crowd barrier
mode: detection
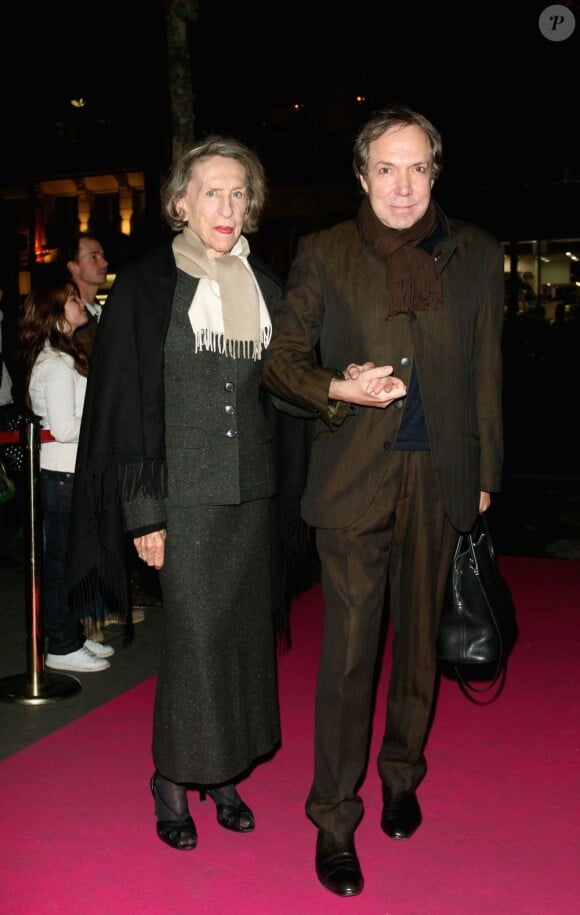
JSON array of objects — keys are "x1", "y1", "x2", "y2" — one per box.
[{"x1": 0, "y1": 419, "x2": 82, "y2": 704}]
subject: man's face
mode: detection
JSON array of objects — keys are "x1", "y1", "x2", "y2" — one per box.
[
  {"x1": 70, "y1": 238, "x2": 108, "y2": 288},
  {"x1": 359, "y1": 123, "x2": 434, "y2": 230}
]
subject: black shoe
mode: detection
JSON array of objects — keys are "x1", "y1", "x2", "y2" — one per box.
[
  {"x1": 315, "y1": 830, "x2": 364, "y2": 897},
  {"x1": 381, "y1": 787, "x2": 422, "y2": 839},
  {"x1": 202, "y1": 784, "x2": 255, "y2": 833},
  {"x1": 150, "y1": 772, "x2": 197, "y2": 850}
]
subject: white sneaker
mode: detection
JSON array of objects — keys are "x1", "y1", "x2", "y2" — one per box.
[
  {"x1": 45, "y1": 646, "x2": 110, "y2": 672},
  {"x1": 84, "y1": 638, "x2": 115, "y2": 659}
]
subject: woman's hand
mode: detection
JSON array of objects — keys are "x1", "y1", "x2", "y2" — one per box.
[
  {"x1": 330, "y1": 362, "x2": 407, "y2": 408},
  {"x1": 134, "y1": 530, "x2": 166, "y2": 570}
]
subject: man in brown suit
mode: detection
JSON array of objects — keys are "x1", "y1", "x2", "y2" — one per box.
[{"x1": 261, "y1": 103, "x2": 504, "y2": 897}]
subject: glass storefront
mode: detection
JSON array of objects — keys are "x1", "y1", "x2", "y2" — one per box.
[{"x1": 504, "y1": 239, "x2": 580, "y2": 321}]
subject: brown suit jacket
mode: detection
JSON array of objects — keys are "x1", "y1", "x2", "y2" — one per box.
[{"x1": 261, "y1": 208, "x2": 505, "y2": 533}]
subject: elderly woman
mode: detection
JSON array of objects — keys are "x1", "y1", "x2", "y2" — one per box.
[{"x1": 67, "y1": 136, "x2": 287, "y2": 850}]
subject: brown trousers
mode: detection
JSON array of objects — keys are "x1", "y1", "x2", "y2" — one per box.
[{"x1": 306, "y1": 451, "x2": 458, "y2": 837}]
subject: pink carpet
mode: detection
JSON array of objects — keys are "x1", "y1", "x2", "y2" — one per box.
[{"x1": 1, "y1": 556, "x2": 578, "y2": 914}]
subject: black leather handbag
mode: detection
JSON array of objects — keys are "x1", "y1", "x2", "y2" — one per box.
[{"x1": 437, "y1": 514, "x2": 519, "y2": 700}]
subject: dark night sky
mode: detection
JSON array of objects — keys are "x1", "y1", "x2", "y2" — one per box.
[
  {"x1": 2, "y1": 0, "x2": 578, "y2": 192},
  {"x1": 3, "y1": 4, "x2": 576, "y2": 113}
]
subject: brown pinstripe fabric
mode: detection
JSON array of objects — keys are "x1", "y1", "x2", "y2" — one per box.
[
  {"x1": 262, "y1": 214, "x2": 505, "y2": 533},
  {"x1": 261, "y1": 204, "x2": 505, "y2": 839},
  {"x1": 306, "y1": 452, "x2": 458, "y2": 834}
]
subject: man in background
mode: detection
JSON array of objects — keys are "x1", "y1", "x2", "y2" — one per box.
[{"x1": 61, "y1": 233, "x2": 109, "y2": 356}]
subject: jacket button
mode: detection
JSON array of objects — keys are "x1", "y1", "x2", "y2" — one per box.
[
  {"x1": 225, "y1": 404, "x2": 235, "y2": 415},
  {"x1": 226, "y1": 428, "x2": 237, "y2": 438},
  {"x1": 225, "y1": 382, "x2": 235, "y2": 392},
  {"x1": 394, "y1": 399, "x2": 404, "y2": 409},
  {"x1": 400, "y1": 356, "x2": 410, "y2": 366}
]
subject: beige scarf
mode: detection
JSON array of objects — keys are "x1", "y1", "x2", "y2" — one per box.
[{"x1": 172, "y1": 227, "x2": 271, "y2": 360}]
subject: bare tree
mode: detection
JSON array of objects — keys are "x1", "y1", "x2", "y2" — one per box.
[{"x1": 164, "y1": 0, "x2": 199, "y2": 161}]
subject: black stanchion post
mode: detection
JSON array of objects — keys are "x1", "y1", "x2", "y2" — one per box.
[{"x1": 0, "y1": 419, "x2": 81, "y2": 703}]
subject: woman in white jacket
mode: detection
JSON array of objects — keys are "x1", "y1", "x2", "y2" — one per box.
[{"x1": 20, "y1": 276, "x2": 114, "y2": 672}]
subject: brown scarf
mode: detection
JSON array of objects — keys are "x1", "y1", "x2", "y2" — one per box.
[{"x1": 358, "y1": 196, "x2": 442, "y2": 318}]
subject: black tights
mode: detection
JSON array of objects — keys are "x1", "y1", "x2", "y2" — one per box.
[
  {"x1": 153, "y1": 773, "x2": 254, "y2": 834},
  {"x1": 153, "y1": 772, "x2": 191, "y2": 821},
  {"x1": 154, "y1": 774, "x2": 243, "y2": 816}
]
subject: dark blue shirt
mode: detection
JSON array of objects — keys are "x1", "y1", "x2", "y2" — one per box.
[{"x1": 394, "y1": 220, "x2": 444, "y2": 451}]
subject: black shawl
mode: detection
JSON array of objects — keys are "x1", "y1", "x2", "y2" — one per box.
[
  {"x1": 66, "y1": 241, "x2": 314, "y2": 644},
  {"x1": 66, "y1": 243, "x2": 175, "y2": 629}
]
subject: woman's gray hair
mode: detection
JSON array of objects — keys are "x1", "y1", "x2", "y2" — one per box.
[
  {"x1": 353, "y1": 104, "x2": 443, "y2": 183},
  {"x1": 162, "y1": 135, "x2": 267, "y2": 234}
]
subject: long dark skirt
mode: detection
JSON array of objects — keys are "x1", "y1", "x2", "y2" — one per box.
[{"x1": 153, "y1": 498, "x2": 281, "y2": 785}]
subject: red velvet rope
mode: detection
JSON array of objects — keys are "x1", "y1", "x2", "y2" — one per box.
[{"x1": 0, "y1": 429, "x2": 55, "y2": 444}]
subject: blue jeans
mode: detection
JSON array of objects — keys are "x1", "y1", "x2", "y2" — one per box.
[{"x1": 40, "y1": 470, "x2": 84, "y2": 655}]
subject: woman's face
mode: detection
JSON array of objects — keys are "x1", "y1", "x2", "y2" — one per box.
[
  {"x1": 63, "y1": 288, "x2": 89, "y2": 332},
  {"x1": 177, "y1": 155, "x2": 249, "y2": 257}
]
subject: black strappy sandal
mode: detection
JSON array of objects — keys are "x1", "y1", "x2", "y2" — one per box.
[
  {"x1": 150, "y1": 772, "x2": 197, "y2": 850},
  {"x1": 201, "y1": 784, "x2": 255, "y2": 833}
]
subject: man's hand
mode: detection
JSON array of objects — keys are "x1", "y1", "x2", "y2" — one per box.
[
  {"x1": 479, "y1": 491, "x2": 491, "y2": 513},
  {"x1": 134, "y1": 529, "x2": 166, "y2": 570},
  {"x1": 330, "y1": 362, "x2": 407, "y2": 408}
]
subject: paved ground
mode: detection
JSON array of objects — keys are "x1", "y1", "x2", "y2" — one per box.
[
  {"x1": 1, "y1": 470, "x2": 579, "y2": 761},
  {"x1": 0, "y1": 542, "x2": 164, "y2": 759}
]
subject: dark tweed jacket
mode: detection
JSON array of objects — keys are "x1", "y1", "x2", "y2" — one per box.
[{"x1": 66, "y1": 241, "x2": 310, "y2": 623}]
